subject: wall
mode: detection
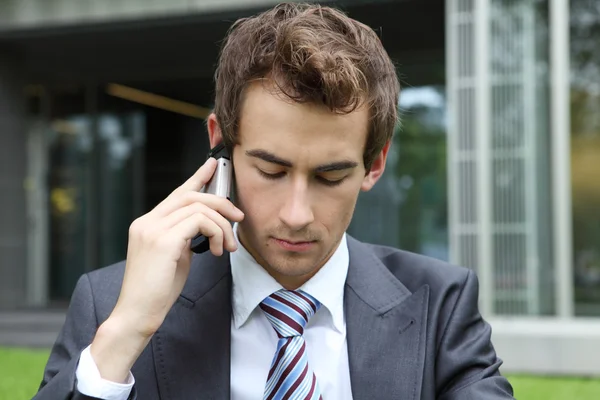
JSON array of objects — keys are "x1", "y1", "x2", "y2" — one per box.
[
  {"x1": 0, "y1": 0, "x2": 333, "y2": 30},
  {"x1": 0, "y1": 50, "x2": 27, "y2": 309}
]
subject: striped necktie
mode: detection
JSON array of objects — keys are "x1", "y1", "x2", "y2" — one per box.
[{"x1": 259, "y1": 289, "x2": 323, "y2": 400}]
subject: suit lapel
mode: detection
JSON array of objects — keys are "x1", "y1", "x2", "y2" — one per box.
[
  {"x1": 153, "y1": 251, "x2": 232, "y2": 400},
  {"x1": 345, "y1": 237, "x2": 429, "y2": 400}
]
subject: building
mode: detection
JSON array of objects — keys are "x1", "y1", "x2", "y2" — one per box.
[{"x1": 0, "y1": 0, "x2": 599, "y2": 375}]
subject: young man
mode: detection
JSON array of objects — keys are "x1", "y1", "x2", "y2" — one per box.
[{"x1": 35, "y1": 3, "x2": 514, "y2": 399}]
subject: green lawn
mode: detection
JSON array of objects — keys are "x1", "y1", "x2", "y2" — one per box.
[
  {"x1": 509, "y1": 375, "x2": 600, "y2": 399},
  {"x1": 1, "y1": 347, "x2": 600, "y2": 399},
  {"x1": 0, "y1": 347, "x2": 49, "y2": 400}
]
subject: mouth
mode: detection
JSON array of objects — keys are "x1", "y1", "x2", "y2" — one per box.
[{"x1": 272, "y1": 237, "x2": 316, "y2": 252}]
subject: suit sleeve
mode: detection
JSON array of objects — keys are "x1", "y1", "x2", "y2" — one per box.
[
  {"x1": 32, "y1": 274, "x2": 137, "y2": 400},
  {"x1": 436, "y1": 270, "x2": 515, "y2": 400}
]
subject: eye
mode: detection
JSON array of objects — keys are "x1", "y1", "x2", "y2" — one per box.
[
  {"x1": 258, "y1": 169, "x2": 285, "y2": 180},
  {"x1": 316, "y1": 176, "x2": 347, "y2": 187}
]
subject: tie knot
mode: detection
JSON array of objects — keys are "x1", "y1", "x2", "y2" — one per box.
[{"x1": 259, "y1": 289, "x2": 321, "y2": 338}]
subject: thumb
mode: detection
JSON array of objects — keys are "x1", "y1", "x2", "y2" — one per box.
[{"x1": 180, "y1": 157, "x2": 218, "y2": 192}]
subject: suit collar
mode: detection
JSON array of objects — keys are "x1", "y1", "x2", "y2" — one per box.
[
  {"x1": 153, "y1": 251, "x2": 232, "y2": 400},
  {"x1": 345, "y1": 235, "x2": 412, "y2": 314},
  {"x1": 179, "y1": 250, "x2": 231, "y2": 303},
  {"x1": 153, "y1": 237, "x2": 429, "y2": 400},
  {"x1": 345, "y1": 236, "x2": 429, "y2": 400}
]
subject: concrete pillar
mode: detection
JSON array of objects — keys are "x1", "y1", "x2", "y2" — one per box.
[{"x1": 0, "y1": 49, "x2": 27, "y2": 309}]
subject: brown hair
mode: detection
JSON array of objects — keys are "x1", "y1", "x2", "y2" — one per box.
[{"x1": 214, "y1": 2, "x2": 400, "y2": 170}]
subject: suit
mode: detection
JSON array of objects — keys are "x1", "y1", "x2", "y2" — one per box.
[{"x1": 34, "y1": 236, "x2": 514, "y2": 399}]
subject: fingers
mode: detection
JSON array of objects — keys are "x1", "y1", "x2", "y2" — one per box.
[
  {"x1": 154, "y1": 191, "x2": 244, "y2": 221},
  {"x1": 160, "y1": 202, "x2": 238, "y2": 253},
  {"x1": 171, "y1": 213, "x2": 225, "y2": 256},
  {"x1": 135, "y1": 156, "x2": 243, "y2": 257},
  {"x1": 154, "y1": 157, "x2": 218, "y2": 212}
]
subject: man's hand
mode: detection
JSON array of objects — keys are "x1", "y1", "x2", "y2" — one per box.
[{"x1": 89, "y1": 157, "x2": 244, "y2": 383}]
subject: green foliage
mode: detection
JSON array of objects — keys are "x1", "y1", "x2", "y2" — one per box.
[{"x1": 394, "y1": 97, "x2": 447, "y2": 254}]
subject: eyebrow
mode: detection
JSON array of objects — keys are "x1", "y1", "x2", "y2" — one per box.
[{"x1": 245, "y1": 149, "x2": 358, "y2": 173}]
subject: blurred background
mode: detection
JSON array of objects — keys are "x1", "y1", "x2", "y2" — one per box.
[{"x1": 0, "y1": 0, "x2": 599, "y2": 389}]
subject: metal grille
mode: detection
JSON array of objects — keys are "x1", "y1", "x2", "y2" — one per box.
[
  {"x1": 448, "y1": 0, "x2": 485, "y2": 303},
  {"x1": 447, "y1": 0, "x2": 553, "y2": 316}
]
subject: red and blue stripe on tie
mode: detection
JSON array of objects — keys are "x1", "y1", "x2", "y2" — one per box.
[{"x1": 259, "y1": 289, "x2": 323, "y2": 400}]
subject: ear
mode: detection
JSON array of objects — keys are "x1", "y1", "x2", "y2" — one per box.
[
  {"x1": 361, "y1": 140, "x2": 391, "y2": 192},
  {"x1": 207, "y1": 113, "x2": 223, "y2": 148}
]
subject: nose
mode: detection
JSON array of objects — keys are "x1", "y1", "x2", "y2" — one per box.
[{"x1": 278, "y1": 178, "x2": 314, "y2": 231}]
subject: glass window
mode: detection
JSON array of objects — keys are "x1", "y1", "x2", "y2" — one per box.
[
  {"x1": 96, "y1": 112, "x2": 146, "y2": 268},
  {"x1": 96, "y1": 89, "x2": 147, "y2": 269},
  {"x1": 349, "y1": 86, "x2": 448, "y2": 261},
  {"x1": 43, "y1": 85, "x2": 146, "y2": 302},
  {"x1": 570, "y1": 0, "x2": 600, "y2": 316},
  {"x1": 47, "y1": 85, "x2": 93, "y2": 301}
]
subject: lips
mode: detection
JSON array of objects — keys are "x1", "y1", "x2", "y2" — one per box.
[
  {"x1": 272, "y1": 237, "x2": 316, "y2": 252},
  {"x1": 279, "y1": 239, "x2": 312, "y2": 244}
]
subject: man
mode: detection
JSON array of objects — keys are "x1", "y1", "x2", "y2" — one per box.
[{"x1": 35, "y1": 3, "x2": 515, "y2": 399}]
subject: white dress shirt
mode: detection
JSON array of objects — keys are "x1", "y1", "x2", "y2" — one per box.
[
  {"x1": 76, "y1": 226, "x2": 354, "y2": 399},
  {"x1": 230, "y1": 228, "x2": 353, "y2": 400}
]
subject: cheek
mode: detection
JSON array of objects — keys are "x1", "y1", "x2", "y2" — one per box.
[
  {"x1": 314, "y1": 184, "x2": 361, "y2": 228},
  {"x1": 234, "y1": 172, "x2": 276, "y2": 220}
]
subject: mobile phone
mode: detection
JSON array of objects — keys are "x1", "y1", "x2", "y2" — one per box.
[{"x1": 190, "y1": 143, "x2": 233, "y2": 254}]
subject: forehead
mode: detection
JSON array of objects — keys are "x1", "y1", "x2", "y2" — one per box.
[{"x1": 237, "y1": 82, "x2": 369, "y2": 158}]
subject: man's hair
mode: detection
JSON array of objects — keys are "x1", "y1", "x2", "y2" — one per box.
[{"x1": 214, "y1": 2, "x2": 400, "y2": 170}]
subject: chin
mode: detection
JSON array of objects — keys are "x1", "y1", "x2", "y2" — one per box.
[{"x1": 263, "y1": 253, "x2": 320, "y2": 276}]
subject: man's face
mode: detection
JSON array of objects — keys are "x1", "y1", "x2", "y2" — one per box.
[{"x1": 212, "y1": 82, "x2": 387, "y2": 288}]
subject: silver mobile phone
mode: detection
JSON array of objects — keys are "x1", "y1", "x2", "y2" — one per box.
[
  {"x1": 190, "y1": 143, "x2": 233, "y2": 254},
  {"x1": 202, "y1": 157, "x2": 233, "y2": 199}
]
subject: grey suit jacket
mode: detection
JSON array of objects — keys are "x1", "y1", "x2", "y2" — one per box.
[{"x1": 34, "y1": 236, "x2": 514, "y2": 400}]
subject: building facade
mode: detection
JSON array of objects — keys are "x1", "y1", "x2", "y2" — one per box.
[{"x1": 0, "y1": 0, "x2": 599, "y2": 374}]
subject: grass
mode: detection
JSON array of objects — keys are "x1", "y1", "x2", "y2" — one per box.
[
  {"x1": 1, "y1": 347, "x2": 600, "y2": 399},
  {"x1": 507, "y1": 375, "x2": 600, "y2": 399},
  {"x1": 0, "y1": 347, "x2": 49, "y2": 400}
]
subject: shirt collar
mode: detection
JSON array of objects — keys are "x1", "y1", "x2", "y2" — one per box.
[{"x1": 230, "y1": 223, "x2": 348, "y2": 333}]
